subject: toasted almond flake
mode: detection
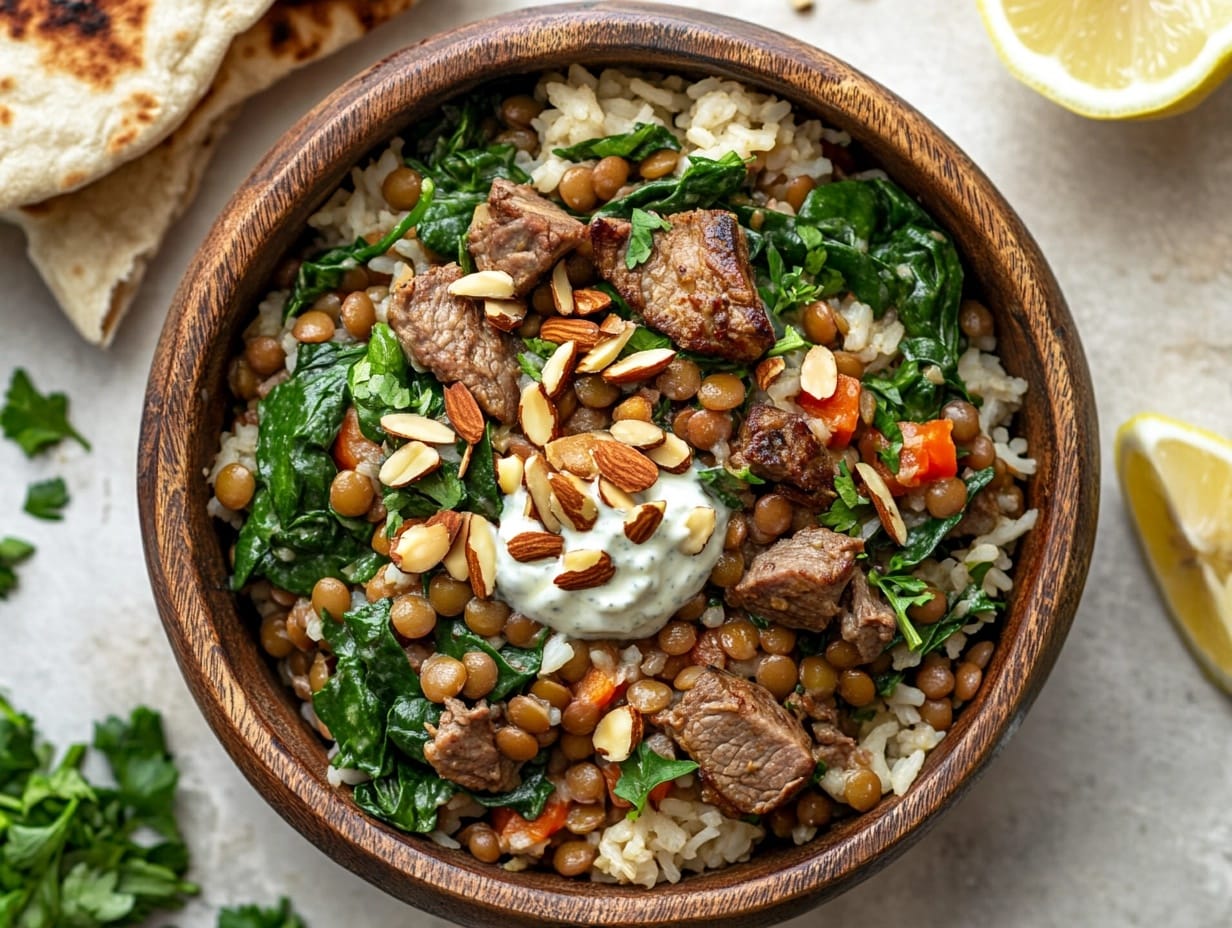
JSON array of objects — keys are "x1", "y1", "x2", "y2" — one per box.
[
  {"x1": 392, "y1": 263, "x2": 415, "y2": 291},
  {"x1": 602, "y1": 347, "x2": 678, "y2": 385},
  {"x1": 549, "y1": 473, "x2": 598, "y2": 531},
  {"x1": 442, "y1": 512, "x2": 471, "y2": 581},
  {"x1": 594, "y1": 440, "x2": 660, "y2": 493},
  {"x1": 680, "y1": 506, "x2": 717, "y2": 555},
  {"x1": 800, "y1": 344, "x2": 838, "y2": 400},
  {"x1": 550, "y1": 260, "x2": 574, "y2": 315},
  {"x1": 465, "y1": 515, "x2": 498, "y2": 598},
  {"x1": 507, "y1": 531, "x2": 565, "y2": 562},
  {"x1": 598, "y1": 478, "x2": 637, "y2": 512},
  {"x1": 576, "y1": 322, "x2": 636, "y2": 374},
  {"x1": 391, "y1": 521, "x2": 452, "y2": 573},
  {"x1": 483, "y1": 298, "x2": 527, "y2": 332},
  {"x1": 496, "y1": 455, "x2": 524, "y2": 495},
  {"x1": 444, "y1": 382, "x2": 485, "y2": 445},
  {"x1": 755, "y1": 356, "x2": 786, "y2": 392},
  {"x1": 646, "y1": 433, "x2": 692, "y2": 474},
  {"x1": 545, "y1": 432, "x2": 610, "y2": 478},
  {"x1": 456, "y1": 442, "x2": 474, "y2": 479},
  {"x1": 592, "y1": 705, "x2": 642, "y2": 763},
  {"x1": 523, "y1": 455, "x2": 561, "y2": 533},
  {"x1": 378, "y1": 441, "x2": 441, "y2": 487},
  {"x1": 598, "y1": 314, "x2": 627, "y2": 336},
  {"x1": 425, "y1": 509, "x2": 464, "y2": 545},
  {"x1": 571, "y1": 288, "x2": 612, "y2": 317},
  {"x1": 609, "y1": 418, "x2": 666, "y2": 450},
  {"x1": 380, "y1": 413, "x2": 456, "y2": 445},
  {"x1": 855, "y1": 462, "x2": 908, "y2": 545},
  {"x1": 541, "y1": 340, "x2": 580, "y2": 399},
  {"x1": 519, "y1": 383, "x2": 561, "y2": 447},
  {"x1": 447, "y1": 269, "x2": 516, "y2": 300},
  {"x1": 554, "y1": 549, "x2": 615, "y2": 591},
  {"x1": 539, "y1": 317, "x2": 601, "y2": 350},
  {"x1": 623, "y1": 500, "x2": 666, "y2": 544}
]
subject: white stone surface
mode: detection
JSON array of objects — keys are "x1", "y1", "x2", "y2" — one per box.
[{"x1": 1, "y1": 0, "x2": 1230, "y2": 925}]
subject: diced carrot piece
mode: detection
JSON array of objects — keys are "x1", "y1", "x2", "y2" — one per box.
[
  {"x1": 798, "y1": 373, "x2": 861, "y2": 448},
  {"x1": 897, "y1": 419, "x2": 958, "y2": 487},
  {"x1": 647, "y1": 780, "x2": 674, "y2": 806},
  {"x1": 571, "y1": 665, "x2": 618, "y2": 710},
  {"x1": 332, "y1": 407, "x2": 382, "y2": 470},
  {"x1": 494, "y1": 794, "x2": 570, "y2": 852}
]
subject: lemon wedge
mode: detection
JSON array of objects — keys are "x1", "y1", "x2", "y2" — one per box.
[
  {"x1": 977, "y1": 0, "x2": 1232, "y2": 119},
  {"x1": 1116, "y1": 414, "x2": 1232, "y2": 692}
]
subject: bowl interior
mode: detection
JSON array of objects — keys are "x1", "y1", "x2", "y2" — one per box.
[{"x1": 138, "y1": 4, "x2": 1097, "y2": 926}]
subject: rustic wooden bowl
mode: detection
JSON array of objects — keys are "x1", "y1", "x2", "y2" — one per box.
[{"x1": 138, "y1": 3, "x2": 1098, "y2": 925}]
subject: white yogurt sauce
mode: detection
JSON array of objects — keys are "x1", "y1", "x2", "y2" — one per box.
[{"x1": 494, "y1": 469, "x2": 729, "y2": 640}]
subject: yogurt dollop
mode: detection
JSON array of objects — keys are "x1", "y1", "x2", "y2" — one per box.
[{"x1": 494, "y1": 469, "x2": 729, "y2": 640}]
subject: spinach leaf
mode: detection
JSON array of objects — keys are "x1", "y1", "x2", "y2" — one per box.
[
  {"x1": 353, "y1": 761, "x2": 455, "y2": 835},
  {"x1": 554, "y1": 123, "x2": 681, "y2": 162},
  {"x1": 917, "y1": 585, "x2": 1001, "y2": 657},
  {"x1": 874, "y1": 671, "x2": 904, "y2": 698},
  {"x1": 23, "y1": 478, "x2": 69, "y2": 521},
  {"x1": 285, "y1": 178, "x2": 436, "y2": 318},
  {"x1": 625, "y1": 209, "x2": 672, "y2": 269},
  {"x1": 620, "y1": 326, "x2": 672, "y2": 356},
  {"x1": 867, "y1": 570, "x2": 931, "y2": 652},
  {"x1": 461, "y1": 425, "x2": 502, "y2": 521},
  {"x1": 885, "y1": 466, "x2": 995, "y2": 571},
  {"x1": 613, "y1": 741, "x2": 698, "y2": 819},
  {"x1": 766, "y1": 325, "x2": 810, "y2": 358},
  {"x1": 347, "y1": 322, "x2": 443, "y2": 442},
  {"x1": 410, "y1": 92, "x2": 498, "y2": 167},
  {"x1": 0, "y1": 536, "x2": 36, "y2": 600},
  {"x1": 598, "y1": 152, "x2": 748, "y2": 218},
  {"x1": 385, "y1": 695, "x2": 441, "y2": 765},
  {"x1": 434, "y1": 618, "x2": 544, "y2": 701},
  {"x1": 819, "y1": 461, "x2": 872, "y2": 535},
  {"x1": 411, "y1": 145, "x2": 529, "y2": 257},
  {"x1": 697, "y1": 465, "x2": 764, "y2": 509},
  {"x1": 217, "y1": 897, "x2": 308, "y2": 928},
  {"x1": 469, "y1": 763, "x2": 555, "y2": 819},
  {"x1": 2, "y1": 369, "x2": 90, "y2": 456},
  {"x1": 517, "y1": 336, "x2": 556, "y2": 381}
]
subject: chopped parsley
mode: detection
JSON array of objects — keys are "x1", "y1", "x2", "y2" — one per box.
[
  {"x1": 613, "y1": 741, "x2": 699, "y2": 819},
  {"x1": 2, "y1": 369, "x2": 90, "y2": 456},
  {"x1": 625, "y1": 208, "x2": 672, "y2": 269},
  {"x1": 0, "y1": 536, "x2": 35, "y2": 599},
  {"x1": 24, "y1": 476, "x2": 70, "y2": 521}
]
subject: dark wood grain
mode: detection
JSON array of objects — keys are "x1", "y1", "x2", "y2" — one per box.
[{"x1": 137, "y1": 3, "x2": 1099, "y2": 925}]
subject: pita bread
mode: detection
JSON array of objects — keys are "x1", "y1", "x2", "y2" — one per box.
[
  {"x1": 5, "y1": 0, "x2": 420, "y2": 346},
  {"x1": 0, "y1": 0, "x2": 277, "y2": 210}
]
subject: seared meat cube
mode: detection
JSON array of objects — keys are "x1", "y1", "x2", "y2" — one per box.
[
  {"x1": 654, "y1": 668, "x2": 814, "y2": 815},
  {"x1": 732, "y1": 403, "x2": 836, "y2": 501},
  {"x1": 387, "y1": 262, "x2": 520, "y2": 423},
  {"x1": 841, "y1": 569, "x2": 896, "y2": 662},
  {"x1": 792, "y1": 695, "x2": 866, "y2": 772},
  {"x1": 726, "y1": 527, "x2": 863, "y2": 629},
  {"x1": 424, "y1": 698, "x2": 520, "y2": 793},
  {"x1": 590, "y1": 209, "x2": 774, "y2": 362},
  {"x1": 468, "y1": 179, "x2": 587, "y2": 295}
]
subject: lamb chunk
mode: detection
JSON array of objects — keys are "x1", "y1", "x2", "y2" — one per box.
[
  {"x1": 387, "y1": 262, "x2": 520, "y2": 422},
  {"x1": 732, "y1": 403, "x2": 836, "y2": 501},
  {"x1": 467, "y1": 179, "x2": 587, "y2": 295},
  {"x1": 791, "y1": 695, "x2": 866, "y2": 772},
  {"x1": 424, "y1": 698, "x2": 520, "y2": 793},
  {"x1": 841, "y1": 569, "x2": 897, "y2": 662},
  {"x1": 653, "y1": 668, "x2": 814, "y2": 815},
  {"x1": 954, "y1": 485, "x2": 1000, "y2": 537},
  {"x1": 726, "y1": 527, "x2": 863, "y2": 629},
  {"x1": 590, "y1": 209, "x2": 774, "y2": 362}
]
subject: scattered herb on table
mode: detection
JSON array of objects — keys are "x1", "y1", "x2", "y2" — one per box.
[
  {"x1": 0, "y1": 536, "x2": 35, "y2": 599},
  {"x1": 23, "y1": 476, "x2": 69, "y2": 521},
  {"x1": 217, "y1": 897, "x2": 308, "y2": 928},
  {"x1": 2, "y1": 368, "x2": 91, "y2": 456}
]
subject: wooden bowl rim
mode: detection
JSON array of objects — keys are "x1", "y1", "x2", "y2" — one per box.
[{"x1": 138, "y1": 3, "x2": 1099, "y2": 925}]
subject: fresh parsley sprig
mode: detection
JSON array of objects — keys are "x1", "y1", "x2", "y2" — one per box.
[
  {"x1": 2, "y1": 369, "x2": 90, "y2": 456},
  {"x1": 24, "y1": 477, "x2": 69, "y2": 521},
  {"x1": 625, "y1": 208, "x2": 672, "y2": 269}
]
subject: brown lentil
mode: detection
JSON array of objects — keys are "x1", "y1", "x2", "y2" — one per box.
[
  {"x1": 709, "y1": 551, "x2": 745, "y2": 588},
  {"x1": 259, "y1": 615, "x2": 295, "y2": 658},
  {"x1": 500, "y1": 94, "x2": 542, "y2": 128},
  {"x1": 697, "y1": 373, "x2": 746, "y2": 411},
  {"x1": 753, "y1": 493, "x2": 794, "y2": 537},
  {"x1": 592, "y1": 156, "x2": 630, "y2": 201},
  {"x1": 612, "y1": 395, "x2": 653, "y2": 422},
  {"x1": 724, "y1": 513, "x2": 749, "y2": 550},
  {"x1": 759, "y1": 625, "x2": 797, "y2": 656},
  {"x1": 685, "y1": 409, "x2": 732, "y2": 450},
  {"x1": 340, "y1": 291, "x2": 376, "y2": 340},
  {"x1": 565, "y1": 804, "x2": 606, "y2": 835},
  {"x1": 574, "y1": 374, "x2": 621, "y2": 409},
  {"x1": 824, "y1": 639, "x2": 862, "y2": 670},
  {"x1": 553, "y1": 841, "x2": 597, "y2": 877},
  {"x1": 966, "y1": 640, "x2": 995, "y2": 669},
  {"x1": 907, "y1": 587, "x2": 947, "y2": 625},
  {"x1": 559, "y1": 166, "x2": 597, "y2": 212},
  {"x1": 464, "y1": 598, "x2": 510, "y2": 637},
  {"x1": 799, "y1": 655, "x2": 838, "y2": 696},
  {"x1": 954, "y1": 662, "x2": 983, "y2": 701},
  {"x1": 311, "y1": 577, "x2": 351, "y2": 621},
  {"x1": 561, "y1": 700, "x2": 600, "y2": 735},
  {"x1": 292, "y1": 310, "x2": 335, "y2": 344},
  {"x1": 215, "y1": 463, "x2": 256, "y2": 510},
  {"x1": 757, "y1": 655, "x2": 799, "y2": 699},
  {"x1": 531, "y1": 678, "x2": 573, "y2": 710},
  {"x1": 638, "y1": 149, "x2": 679, "y2": 180},
  {"x1": 673, "y1": 665, "x2": 705, "y2": 691},
  {"x1": 658, "y1": 621, "x2": 697, "y2": 656},
  {"x1": 796, "y1": 791, "x2": 832, "y2": 828},
  {"x1": 565, "y1": 762, "x2": 606, "y2": 803},
  {"x1": 833, "y1": 350, "x2": 865, "y2": 379},
  {"x1": 460, "y1": 651, "x2": 498, "y2": 699},
  {"x1": 801, "y1": 301, "x2": 838, "y2": 345},
  {"x1": 330, "y1": 469, "x2": 374, "y2": 518},
  {"x1": 428, "y1": 574, "x2": 472, "y2": 617},
  {"x1": 656, "y1": 358, "x2": 702, "y2": 401},
  {"x1": 919, "y1": 698, "x2": 953, "y2": 730},
  {"x1": 626, "y1": 679, "x2": 673, "y2": 714},
  {"x1": 959, "y1": 299, "x2": 995, "y2": 339},
  {"x1": 838, "y1": 669, "x2": 876, "y2": 707},
  {"x1": 504, "y1": 613, "x2": 542, "y2": 648},
  {"x1": 465, "y1": 825, "x2": 502, "y2": 863},
  {"x1": 507, "y1": 695, "x2": 552, "y2": 734},
  {"x1": 245, "y1": 336, "x2": 286, "y2": 377},
  {"x1": 381, "y1": 166, "x2": 423, "y2": 211},
  {"x1": 718, "y1": 618, "x2": 759, "y2": 661},
  {"x1": 495, "y1": 726, "x2": 540, "y2": 762},
  {"x1": 844, "y1": 768, "x2": 882, "y2": 812},
  {"x1": 916, "y1": 662, "x2": 955, "y2": 699}
]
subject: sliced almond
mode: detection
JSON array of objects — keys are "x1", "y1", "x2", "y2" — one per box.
[
  {"x1": 496, "y1": 455, "x2": 524, "y2": 495},
  {"x1": 594, "y1": 440, "x2": 660, "y2": 493},
  {"x1": 483, "y1": 298, "x2": 527, "y2": 332},
  {"x1": 424, "y1": 509, "x2": 464, "y2": 545},
  {"x1": 800, "y1": 344, "x2": 838, "y2": 400},
  {"x1": 506, "y1": 531, "x2": 565, "y2": 562},
  {"x1": 550, "y1": 260, "x2": 574, "y2": 315},
  {"x1": 646, "y1": 433, "x2": 693, "y2": 474},
  {"x1": 591, "y1": 705, "x2": 642, "y2": 763},
  {"x1": 623, "y1": 500, "x2": 666, "y2": 544},
  {"x1": 576, "y1": 322, "x2": 637, "y2": 374},
  {"x1": 541, "y1": 340, "x2": 580, "y2": 400},
  {"x1": 523, "y1": 455, "x2": 561, "y2": 533},
  {"x1": 548, "y1": 473, "x2": 598, "y2": 531},
  {"x1": 571, "y1": 288, "x2": 612, "y2": 317},
  {"x1": 391, "y1": 521, "x2": 452, "y2": 573},
  {"x1": 680, "y1": 506, "x2": 717, "y2": 555},
  {"x1": 442, "y1": 512, "x2": 471, "y2": 581},
  {"x1": 379, "y1": 413, "x2": 456, "y2": 445},
  {"x1": 444, "y1": 382, "x2": 485, "y2": 445},
  {"x1": 597, "y1": 478, "x2": 637, "y2": 513},
  {"x1": 447, "y1": 269, "x2": 516, "y2": 300},
  {"x1": 456, "y1": 442, "x2": 475, "y2": 479},
  {"x1": 465, "y1": 515, "x2": 498, "y2": 599},
  {"x1": 602, "y1": 348, "x2": 677, "y2": 385},
  {"x1": 598, "y1": 314, "x2": 627, "y2": 336},
  {"x1": 545, "y1": 432, "x2": 610, "y2": 478},
  {"x1": 519, "y1": 383, "x2": 561, "y2": 447},
  {"x1": 609, "y1": 418, "x2": 666, "y2": 450},
  {"x1": 554, "y1": 549, "x2": 615, "y2": 591},
  {"x1": 471, "y1": 202, "x2": 491, "y2": 227},
  {"x1": 855, "y1": 462, "x2": 908, "y2": 545},
  {"x1": 755, "y1": 356, "x2": 786, "y2": 392},
  {"x1": 378, "y1": 441, "x2": 441, "y2": 488},
  {"x1": 539, "y1": 317, "x2": 601, "y2": 350},
  {"x1": 392, "y1": 263, "x2": 415, "y2": 290}
]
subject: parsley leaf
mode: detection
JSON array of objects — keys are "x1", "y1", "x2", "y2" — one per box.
[
  {"x1": 698, "y1": 464, "x2": 765, "y2": 509},
  {"x1": 760, "y1": 244, "x2": 821, "y2": 317},
  {"x1": 517, "y1": 336, "x2": 556, "y2": 381},
  {"x1": 613, "y1": 741, "x2": 698, "y2": 819},
  {"x1": 625, "y1": 209, "x2": 672, "y2": 269},
  {"x1": 2, "y1": 369, "x2": 91, "y2": 456},
  {"x1": 24, "y1": 477, "x2": 70, "y2": 521},
  {"x1": 874, "y1": 671, "x2": 904, "y2": 697},
  {"x1": 867, "y1": 569, "x2": 932, "y2": 652},
  {"x1": 819, "y1": 461, "x2": 872, "y2": 534},
  {"x1": 0, "y1": 536, "x2": 35, "y2": 600},
  {"x1": 766, "y1": 325, "x2": 810, "y2": 358},
  {"x1": 217, "y1": 897, "x2": 308, "y2": 928}
]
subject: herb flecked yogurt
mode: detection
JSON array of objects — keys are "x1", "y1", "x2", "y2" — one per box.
[{"x1": 494, "y1": 469, "x2": 729, "y2": 639}]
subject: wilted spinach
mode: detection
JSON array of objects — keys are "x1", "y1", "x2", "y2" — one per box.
[
  {"x1": 553, "y1": 123, "x2": 681, "y2": 162},
  {"x1": 469, "y1": 763, "x2": 555, "y2": 819},
  {"x1": 598, "y1": 152, "x2": 748, "y2": 217},
  {"x1": 434, "y1": 618, "x2": 545, "y2": 701}
]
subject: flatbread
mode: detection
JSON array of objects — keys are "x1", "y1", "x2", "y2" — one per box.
[
  {"x1": 0, "y1": 0, "x2": 277, "y2": 210},
  {"x1": 5, "y1": 0, "x2": 420, "y2": 346}
]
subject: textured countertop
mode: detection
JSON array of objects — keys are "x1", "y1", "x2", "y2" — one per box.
[{"x1": 2, "y1": 1, "x2": 1230, "y2": 925}]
